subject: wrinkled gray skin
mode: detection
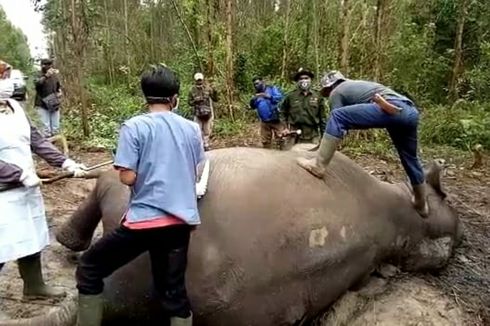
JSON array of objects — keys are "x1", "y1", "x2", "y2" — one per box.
[{"x1": 56, "y1": 147, "x2": 461, "y2": 326}]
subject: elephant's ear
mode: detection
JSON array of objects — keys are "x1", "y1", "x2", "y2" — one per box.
[{"x1": 425, "y1": 159, "x2": 447, "y2": 199}]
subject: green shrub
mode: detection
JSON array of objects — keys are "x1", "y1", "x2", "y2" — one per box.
[{"x1": 420, "y1": 101, "x2": 490, "y2": 150}]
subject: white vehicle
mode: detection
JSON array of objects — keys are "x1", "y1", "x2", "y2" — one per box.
[{"x1": 9, "y1": 69, "x2": 28, "y2": 101}]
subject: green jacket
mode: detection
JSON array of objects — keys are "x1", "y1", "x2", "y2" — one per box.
[{"x1": 280, "y1": 88, "x2": 326, "y2": 141}]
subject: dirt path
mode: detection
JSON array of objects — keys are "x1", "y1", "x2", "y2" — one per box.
[{"x1": 0, "y1": 137, "x2": 488, "y2": 325}]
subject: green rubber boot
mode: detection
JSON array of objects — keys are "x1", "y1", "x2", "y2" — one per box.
[
  {"x1": 17, "y1": 253, "x2": 66, "y2": 299},
  {"x1": 170, "y1": 313, "x2": 193, "y2": 326},
  {"x1": 77, "y1": 293, "x2": 104, "y2": 326},
  {"x1": 412, "y1": 183, "x2": 430, "y2": 218},
  {"x1": 297, "y1": 134, "x2": 341, "y2": 178}
]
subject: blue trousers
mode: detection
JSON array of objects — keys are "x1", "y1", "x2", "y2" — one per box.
[
  {"x1": 37, "y1": 106, "x2": 60, "y2": 137},
  {"x1": 325, "y1": 99, "x2": 425, "y2": 185}
]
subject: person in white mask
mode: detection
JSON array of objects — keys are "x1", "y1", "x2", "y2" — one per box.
[{"x1": 0, "y1": 78, "x2": 87, "y2": 320}]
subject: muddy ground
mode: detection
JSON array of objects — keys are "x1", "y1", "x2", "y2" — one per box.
[{"x1": 0, "y1": 127, "x2": 488, "y2": 325}]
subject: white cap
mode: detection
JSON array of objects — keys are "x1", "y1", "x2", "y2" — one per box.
[{"x1": 194, "y1": 72, "x2": 204, "y2": 81}]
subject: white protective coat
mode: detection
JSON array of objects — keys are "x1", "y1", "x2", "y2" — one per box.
[{"x1": 0, "y1": 99, "x2": 49, "y2": 264}]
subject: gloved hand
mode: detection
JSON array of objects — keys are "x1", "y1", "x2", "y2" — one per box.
[
  {"x1": 20, "y1": 169, "x2": 41, "y2": 188},
  {"x1": 195, "y1": 159, "x2": 210, "y2": 199},
  {"x1": 62, "y1": 159, "x2": 88, "y2": 178}
]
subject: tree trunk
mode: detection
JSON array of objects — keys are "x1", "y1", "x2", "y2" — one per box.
[
  {"x1": 373, "y1": 0, "x2": 386, "y2": 82},
  {"x1": 205, "y1": 0, "x2": 214, "y2": 75},
  {"x1": 123, "y1": 0, "x2": 131, "y2": 83},
  {"x1": 70, "y1": 0, "x2": 89, "y2": 137},
  {"x1": 280, "y1": 0, "x2": 291, "y2": 80},
  {"x1": 448, "y1": 0, "x2": 469, "y2": 102},
  {"x1": 224, "y1": 0, "x2": 235, "y2": 119},
  {"x1": 338, "y1": 0, "x2": 351, "y2": 73},
  {"x1": 103, "y1": 0, "x2": 114, "y2": 85}
]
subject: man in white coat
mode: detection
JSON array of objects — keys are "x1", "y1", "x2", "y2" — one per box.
[{"x1": 0, "y1": 78, "x2": 87, "y2": 320}]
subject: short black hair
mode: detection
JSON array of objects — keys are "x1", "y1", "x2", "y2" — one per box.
[
  {"x1": 252, "y1": 76, "x2": 262, "y2": 83},
  {"x1": 141, "y1": 64, "x2": 180, "y2": 104}
]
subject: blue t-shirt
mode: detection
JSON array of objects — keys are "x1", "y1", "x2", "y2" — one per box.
[{"x1": 114, "y1": 111, "x2": 205, "y2": 225}]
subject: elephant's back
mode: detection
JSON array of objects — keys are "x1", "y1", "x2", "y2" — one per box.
[{"x1": 185, "y1": 148, "x2": 393, "y2": 319}]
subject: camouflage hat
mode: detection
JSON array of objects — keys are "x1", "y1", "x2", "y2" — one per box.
[{"x1": 320, "y1": 70, "x2": 346, "y2": 89}]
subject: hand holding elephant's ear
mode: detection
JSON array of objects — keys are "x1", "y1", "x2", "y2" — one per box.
[{"x1": 425, "y1": 159, "x2": 447, "y2": 198}]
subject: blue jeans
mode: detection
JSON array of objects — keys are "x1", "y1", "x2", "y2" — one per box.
[
  {"x1": 37, "y1": 107, "x2": 60, "y2": 137},
  {"x1": 325, "y1": 99, "x2": 424, "y2": 185}
]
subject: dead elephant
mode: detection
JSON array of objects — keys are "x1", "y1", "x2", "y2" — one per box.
[{"x1": 51, "y1": 147, "x2": 459, "y2": 326}]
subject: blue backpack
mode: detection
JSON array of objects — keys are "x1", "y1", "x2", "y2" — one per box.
[{"x1": 255, "y1": 98, "x2": 279, "y2": 122}]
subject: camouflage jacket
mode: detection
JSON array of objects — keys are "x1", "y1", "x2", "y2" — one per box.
[
  {"x1": 280, "y1": 88, "x2": 326, "y2": 141},
  {"x1": 187, "y1": 84, "x2": 218, "y2": 109}
]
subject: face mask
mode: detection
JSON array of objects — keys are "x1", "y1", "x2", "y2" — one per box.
[
  {"x1": 0, "y1": 79, "x2": 14, "y2": 99},
  {"x1": 298, "y1": 80, "x2": 311, "y2": 91}
]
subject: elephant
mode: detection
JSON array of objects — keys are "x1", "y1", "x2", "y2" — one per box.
[{"x1": 12, "y1": 146, "x2": 460, "y2": 326}]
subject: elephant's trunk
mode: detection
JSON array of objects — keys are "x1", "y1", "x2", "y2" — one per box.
[{"x1": 56, "y1": 187, "x2": 102, "y2": 252}]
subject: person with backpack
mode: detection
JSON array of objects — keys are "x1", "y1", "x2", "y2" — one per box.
[
  {"x1": 34, "y1": 58, "x2": 63, "y2": 137},
  {"x1": 188, "y1": 73, "x2": 218, "y2": 151},
  {"x1": 249, "y1": 76, "x2": 285, "y2": 149}
]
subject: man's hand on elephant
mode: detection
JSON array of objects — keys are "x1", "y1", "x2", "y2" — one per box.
[
  {"x1": 62, "y1": 159, "x2": 88, "y2": 178},
  {"x1": 20, "y1": 169, "x2": 41, "y2": 188}
]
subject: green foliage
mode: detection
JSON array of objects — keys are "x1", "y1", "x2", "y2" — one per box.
[
  {"x1": 63, "y1": 82, "x2": 144, "y2": 149},
  {"x1": 420, "y1": 101, "x2": 490, "y2": 150},
  {"x1": 0, "y1": 7, "x2": 32, "y2": 73}
]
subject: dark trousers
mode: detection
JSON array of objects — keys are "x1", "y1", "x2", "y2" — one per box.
[
  {"x1": 76, "y1": 224, "x2": 192, "y2": 318},
  {"x1": 325, "y1": 99, "x2": 425, "y2": 185}
]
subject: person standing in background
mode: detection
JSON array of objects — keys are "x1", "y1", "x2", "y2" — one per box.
[
  {"x1": 188, "y1": 72, "x2": 218, "y2": 151},
  {"x1": 34, "y1": 58, "x2": 63, "y2": 137}
]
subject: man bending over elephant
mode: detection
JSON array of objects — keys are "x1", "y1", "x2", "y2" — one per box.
[
  {"x1": 297, "y1": 71, "x2": 429, "y2": 217},
  {"x1": 75, "y1": 65, "x2": 205, "y2": 326}
]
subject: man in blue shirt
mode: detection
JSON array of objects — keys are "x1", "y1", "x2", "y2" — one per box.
[
  {"x1": 249, "y1": 76, "x2": 285, "y2": 149},
  {"x1": 76, "y1": 64, "x2": 205, "y2": 326},
  {"x1": 297, "y1": 71, "x2": 429, "y2": 218}
]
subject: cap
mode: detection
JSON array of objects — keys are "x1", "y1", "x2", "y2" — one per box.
[{"x1": 194, "y1": 72, "x2": 204, "y2": 81}]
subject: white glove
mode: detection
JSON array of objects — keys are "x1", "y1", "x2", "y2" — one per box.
[
  {"x1": 195, "y1": 159, "x2": 210, "y2": 199},
  {"x1": 20, "y1": 169, "x2": 41, "y2": 188},
  {"x1": 196, "y1": 181, "x2": 206, "y2": 198},
  {"x1": 62, "y1": 159, "x2": 88, "y2": 178}
]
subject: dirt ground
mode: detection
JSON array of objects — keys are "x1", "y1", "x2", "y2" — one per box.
[{"x1": 0, "y1": 128, "x2": 488, "y2": 325}]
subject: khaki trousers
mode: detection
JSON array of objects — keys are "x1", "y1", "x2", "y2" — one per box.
[
  {"x1": 260, "y1": 121, "x2": 285, "y2": 149},
  {"x1": 194, "y1": 116, "x2": 213, "y2": 148}
]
